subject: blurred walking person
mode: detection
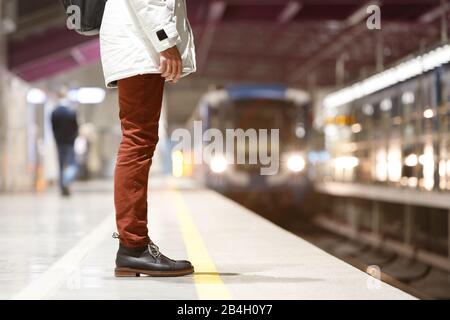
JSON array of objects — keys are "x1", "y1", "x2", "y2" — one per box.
[
  {"x1": 100, "y1": 0, "x2": 196, "y2": 277},
  {"x1": 51, "y1": 89, "x2": 79, "y2": 197}
]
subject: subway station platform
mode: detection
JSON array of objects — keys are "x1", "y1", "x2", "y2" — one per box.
[{"x1": 1, "y1": 177, "x2": 414, "y2": 300}]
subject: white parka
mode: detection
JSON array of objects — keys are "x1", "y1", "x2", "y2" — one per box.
[{"x1": 100, "y1": 0, "x2": 196, "y2": 88}]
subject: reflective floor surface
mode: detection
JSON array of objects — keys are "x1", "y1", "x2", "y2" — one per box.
[{"x1": 0, "y1": 177, "x2": 415, "y2": 300}]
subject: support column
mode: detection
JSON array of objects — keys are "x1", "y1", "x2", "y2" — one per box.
[
  {"x1": 347, "y1": 200, "x2": 358, "y2": 240},
  {"x1": 375, "y1": 30, "x2": 384, "y2": 72},
  {"x1": 404, "y1": 205, "x2": 413, "y2": 245},
  {"x1": 307, "y1": 72, "x2": 317, "y2": 93},
  {"x1": 441, "y1": 0, "x2": 448, "y2": 44},
  {"x1": 372, "y1": 201, "x2": 381, "y2": 236},
  {"x1": 448, "y1": 210, "x2": 450, "y2": 258},
  {"x1": 0, "y1": 0, "x2": 8, "y2": 191},
  {"x1": 335, "y1": 53, "x2": 348, "y2": 87}
]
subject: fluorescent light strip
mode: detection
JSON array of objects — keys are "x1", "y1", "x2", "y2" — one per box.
[{"x1": 323, "y1": 44, "x2": 450, "y2": 109}]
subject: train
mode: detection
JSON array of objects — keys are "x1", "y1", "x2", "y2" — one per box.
[
  {"x1": 312, "y1": 44, "x2": 450, "y2": 276},
  {"x1": 174, "y1": 47, "x2": 450, "y2": 211},
  {"x1": 177, "y1": 84, "x2": 312, "y2": 210},
  {"x1": 316, "y1": 46, "x2": 450, "y2": 198}
]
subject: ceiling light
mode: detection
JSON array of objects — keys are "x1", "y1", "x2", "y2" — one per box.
[
  {"x1": 27, "y1": 88, "x2": 47, "y2": 104},
  {"x1": 380, "y1": 99, "x2": 392, "y2": 112},
  {"x1": 324, "y1": 44, "x2": 450, "y2": 109},
  {"x1": 76, "y1": 87, "x2": 106, "y2": 104},
  {"x1": 402, "y1": 91, "x2": 415, "y2": 105}
]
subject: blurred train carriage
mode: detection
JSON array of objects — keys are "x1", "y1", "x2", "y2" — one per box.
[
  {"x1": 179, "y1": 84, "x2": 312, "y2": 210},
  {"x1": 318, "y1": 60, "x2": 450, "y2": 193},
  {"x1": 313, "y1": 46, "x2": 450, "y2": 274}
]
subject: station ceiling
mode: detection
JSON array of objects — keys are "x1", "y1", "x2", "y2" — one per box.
[{"x1": 7, "y1": 0, "x2": 447, "y2": 89}]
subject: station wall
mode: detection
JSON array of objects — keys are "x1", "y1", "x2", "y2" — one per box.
[{"x1": 0, "y1": 71, "x2": 34, "y2": 191}]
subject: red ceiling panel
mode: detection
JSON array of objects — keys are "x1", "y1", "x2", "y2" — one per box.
[{"x1": 8, "y1": 0, "x2": 446, "y2": 86}]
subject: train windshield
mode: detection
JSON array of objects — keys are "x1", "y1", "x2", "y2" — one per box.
[{"x1": 231, "y1": 99, "x2": 299, "y2": 146}]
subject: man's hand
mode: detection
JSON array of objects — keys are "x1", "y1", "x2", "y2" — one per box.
[{"x1": 160, "y1": 46, "x2": 182, "y2": 83}]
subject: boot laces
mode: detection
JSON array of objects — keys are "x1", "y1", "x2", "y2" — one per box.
[
  {"x1": 148, "y1": 241, "x2": 161, "y2": 258},
  {"x1": 113, "y1": 232, "x2": 160, "y2": 257}
]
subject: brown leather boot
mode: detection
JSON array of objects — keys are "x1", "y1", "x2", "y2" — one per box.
[{"x1": 115, "y1": 241, "x2": 194, "y2": 277}]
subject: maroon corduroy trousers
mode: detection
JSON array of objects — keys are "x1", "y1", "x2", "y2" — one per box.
[{"x1": 115, "y1": 74, "x2": 165, "y2": 248}]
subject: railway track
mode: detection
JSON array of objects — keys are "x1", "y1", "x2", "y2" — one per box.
[{"x1": 227, "y1": 192, "x2": 450, "y2": 300}]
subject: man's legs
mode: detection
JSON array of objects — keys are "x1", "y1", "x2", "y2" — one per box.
[
  {"x1": 56, "y1": 144, "x2": 65, "y2": 191},
  {"x1": 62, "y1": 145, "x2": 78, "y2": 186},
  {"x1": 114, "y1": 74, "x2": 165, "y2": 248},
  {"x1": 57, "y1": 144, "x2": 78, "y2": 196}
]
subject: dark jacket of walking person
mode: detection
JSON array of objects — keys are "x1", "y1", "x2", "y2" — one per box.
[
  {"x1": 51, "y1": 103, "x2": 79, "y2": 196},
  {"x1": 100, "y1": 0, "x2": 196, "y2": 277}
]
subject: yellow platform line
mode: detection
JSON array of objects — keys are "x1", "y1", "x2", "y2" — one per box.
[{"x1": 171, "y1": 186, "x2": 231, "y2": 300}]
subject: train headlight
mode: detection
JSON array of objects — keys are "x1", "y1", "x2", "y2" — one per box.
[
  {"x1": 210, "y1": 155, "x2": 228, "y2": 174},
  {"x1": 287, "y1": 154, "x2": 305, "y2": 173}
]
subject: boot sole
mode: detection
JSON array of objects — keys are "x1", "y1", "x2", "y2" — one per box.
[{"x1": 115, "y1": 267, "x2": 194, "y2": 277}]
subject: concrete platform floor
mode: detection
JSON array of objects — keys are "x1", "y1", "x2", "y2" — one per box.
[{"x1": 0, "y1": 177, "x2": 415, "y2": 300}]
